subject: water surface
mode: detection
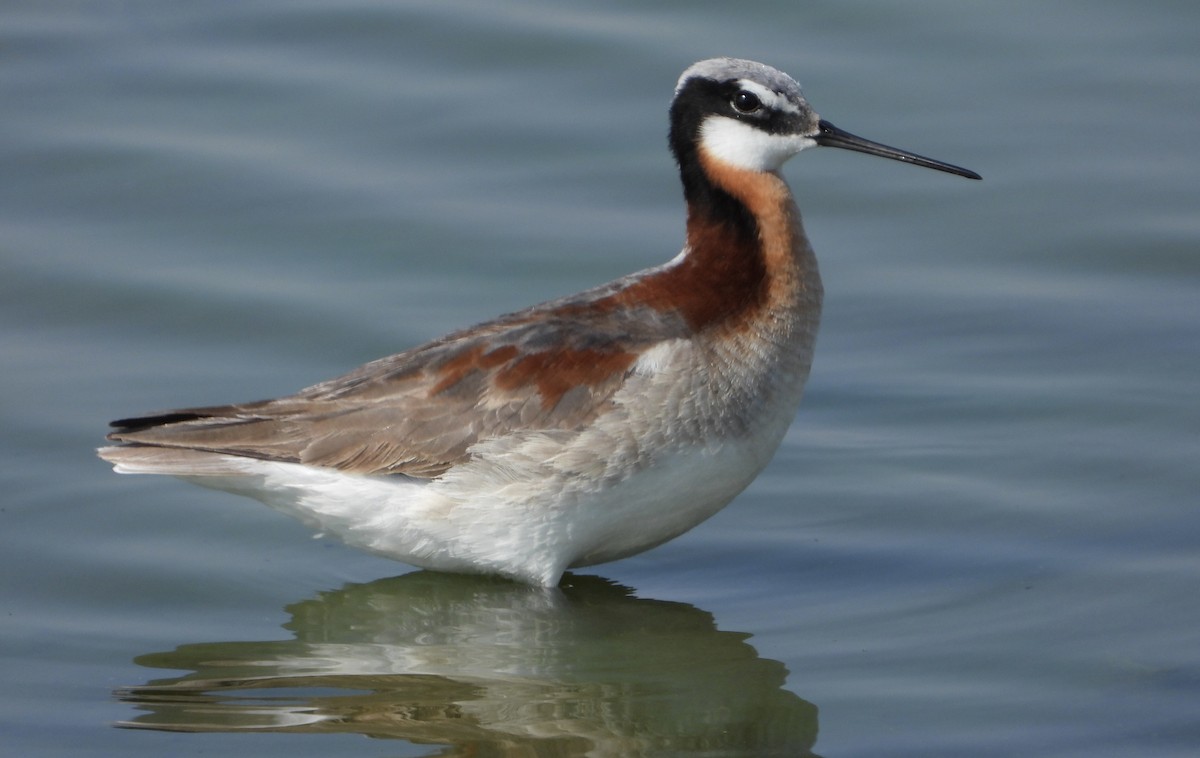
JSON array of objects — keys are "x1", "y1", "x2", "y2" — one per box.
[{"x1": 2, "y1": 1, "x2": 1197, "y2": 756}]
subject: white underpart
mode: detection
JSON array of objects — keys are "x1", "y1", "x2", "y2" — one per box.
[
  {"x1": 699, "y1": 115, "x2": 814, "y2": 173},
  {"x1": 164, "y1": 420, "x2": 775, "y2": 587}
]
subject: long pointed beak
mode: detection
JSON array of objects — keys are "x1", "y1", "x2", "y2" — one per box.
[{"x1": 815, "y1": 119, "x2": 981, "y2": 180}]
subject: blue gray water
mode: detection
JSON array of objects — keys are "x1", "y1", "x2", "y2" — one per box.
[{"x1": 3, "y1": 1, "x2": 1197, "y2": 756}]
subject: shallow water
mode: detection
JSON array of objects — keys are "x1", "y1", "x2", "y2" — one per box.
[{"x1": 3, "y1": 1, "x2": 1198, "y2": 756}]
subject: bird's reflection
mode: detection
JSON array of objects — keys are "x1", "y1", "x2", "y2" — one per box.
[{"x1": 118, "y1": 572, "x2": 820, "y2": 756}]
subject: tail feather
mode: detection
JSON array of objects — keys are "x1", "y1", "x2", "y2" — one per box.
[
  {"x1": 98, "y1": 445, "x2": 254, "y2": 477},
  {"x1": 108, "y1": 411, "x2": 212, "y2": 434}
]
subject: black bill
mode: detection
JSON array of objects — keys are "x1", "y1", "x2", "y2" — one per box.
[{"x1": 815, "y1": 119, "x2": 981, "y2": 180}]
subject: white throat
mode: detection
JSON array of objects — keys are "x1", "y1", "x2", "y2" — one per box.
[{"x1": 698, "y1": 115, "x2": 814, "y2": 173}]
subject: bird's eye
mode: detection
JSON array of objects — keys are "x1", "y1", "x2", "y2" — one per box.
[{"x1": 732, "y1": 90, "x2": 762, "y2": 114}]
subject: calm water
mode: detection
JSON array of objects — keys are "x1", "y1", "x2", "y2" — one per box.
[{"x1": 3, "y1": 1, "x2": 1198, "y2": 756}]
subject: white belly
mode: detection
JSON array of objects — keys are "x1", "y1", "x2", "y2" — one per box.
[{"x1": 192, "y1": 418, "x2": 783, "y2": 586}]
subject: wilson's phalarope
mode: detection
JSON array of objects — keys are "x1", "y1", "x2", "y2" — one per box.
[{"x1": 99, "y1": 58, "x2": 980, "y2": 586}]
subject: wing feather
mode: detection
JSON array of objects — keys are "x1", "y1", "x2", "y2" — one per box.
[{"x1": 104, "y1": 286, "x2": 690, "y2": 478}]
